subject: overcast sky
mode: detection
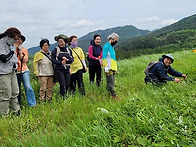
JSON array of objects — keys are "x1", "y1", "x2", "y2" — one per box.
[{"x1": 0, "y1": 0, "x2": 195, "y2": 48}]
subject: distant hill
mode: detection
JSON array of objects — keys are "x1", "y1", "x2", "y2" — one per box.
[
  {"x1": 116, "y1": 14, "x2": 196, "y2": 59},
  {"x1": 28, "y1": 25, "x2": 150, "y2": 55},
  {"x1": 78, "y1": 25, "x2": 150, "y2": 52},
  {"x1": 28, "y1": 43, "x2": 58, "y2": 55}
]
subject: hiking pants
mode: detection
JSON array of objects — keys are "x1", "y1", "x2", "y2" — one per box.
[
  {"x1": 38, "y1": 76, "x2": 54, "y2": 100},
  {"x1": 0, "y1": 71, "x2": 20, "y2": 116},
  {"x1": 56, "y1": 69, "x2": 70, "y2": 97},
  {"x1": 70, "y1": 69, "x2": 85, "y2": 96},
  {"x1": 89, "y1": 64, "x2": 102, "y2": 86},
  {"x1": 105, "y1": 70, "x2": 116, "y2": 97}
]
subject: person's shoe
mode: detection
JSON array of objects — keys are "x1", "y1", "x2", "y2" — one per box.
[
  {"x1": 112, "y1": 96, "x2": 121, "y2": 101},
  {"x1": 31, "y1": 105, "x2": 37, "y2": 108},
  {"x1": 13, "y1": 110, "x2": 20, "y2": 116}
]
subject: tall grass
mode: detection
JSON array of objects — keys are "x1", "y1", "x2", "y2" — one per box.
[{"x1": 0, "y1": 50, "x2": 195, "y2": 146}]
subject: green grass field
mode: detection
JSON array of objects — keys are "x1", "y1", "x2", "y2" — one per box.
[{"x1": 0, "y1": 50, "x2": 196, "y2": 146}]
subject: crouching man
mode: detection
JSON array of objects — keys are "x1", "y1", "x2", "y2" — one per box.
[{"x1": 145, "y1": 54, "x2": 187, "y2": 84}]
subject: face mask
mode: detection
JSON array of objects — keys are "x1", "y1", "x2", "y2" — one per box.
[
  {"x1": 7, "y1": 37, "x2": 16, "y2": 46},
  {"x1": 71, "y1": 41, "x2": 78, "y2": 48},
  {"x1": 111, "y1": 40, "x2": 118, "y2": 46}
]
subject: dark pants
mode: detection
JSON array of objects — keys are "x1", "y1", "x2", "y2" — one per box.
[
  {"x1": 55, "y1": 69, "x2": 70, "y2": 97},
  {"x1": 145, "y1": 74, "x2": 167, "y2": 85},
  {"x1": 70, "y1": 69, "x2": 85, "y2": 96},
  {"x1": 89, "y1": 64, "x2": 101, "y2": 86}
]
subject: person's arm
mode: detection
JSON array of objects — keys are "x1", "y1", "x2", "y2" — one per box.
[
  {"x1": 0, "y1": 51, "x2": 15, "y2": 63},
  {"x1": 156, "y1": 64, "x2": 175, "y2": 81},
  {"x1": 33, "y1": 52, "x2": 41, "y2": 77},
  {"x1": 168, "y1": 66, "x2": 183, "y2": 77},
  {"x1": 79, "y1": 48, "x2": 86, "y2": 67},
  {"x1": 88, "y1": 46, "x2": 98, "y2": 60},
  {"x1": 66, "y1": 48, "x2": 74, "y2": 64},
  {"x1": 21, "y1": 47, "x2": 28, "y2": 63},
  {"x1": 102, "y1": 45, "x2": 109, "y2": 67},
  {"x1": 51, "y1": 48, "x2": 63, "y2": 65}
]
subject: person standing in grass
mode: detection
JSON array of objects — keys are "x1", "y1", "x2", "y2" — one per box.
[
  {"x1": 0, "y1": 27, "x2": 21, "y2": 116},
  {"x1": 88, "y1": 34, "x2": 102, "y2": 86},
  {"x1": 51, "y1": 34, "x2": 74, "y2": 99},
  {"x1": 15, "y1": 35, "x2": 36, "y2": 107},
  {"x1": 68, "y1": 35, "x2": 87, "y2": 96},
  {"x1": 33, "y1": 39, "x2": 55, "y2": 102},
  {"x1": 144, "y1": 54, "x2": 187, "y2": 84},
  {"x1": 102, "y1": 33, "x2": 121, "y2": 101}
]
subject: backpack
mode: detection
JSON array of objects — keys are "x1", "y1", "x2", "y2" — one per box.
[{"x1": 144, "y1": 61, "x2": 158, "y2": 75}]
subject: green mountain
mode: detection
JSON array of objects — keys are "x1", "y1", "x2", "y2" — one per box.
[
  {"x1": 28, "y1": 25, "x2": 150, "y2": 55},
  {"x1": 78, "y1": 25, "x2": 150, "y2": 52},
  {"x1": 116, "y1": 14, "x2": 196, "y2": 59}
]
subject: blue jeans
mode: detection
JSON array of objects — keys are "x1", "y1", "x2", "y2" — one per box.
[{"x1": 17, "y1": 71, "x2": 36, "y2": 106}]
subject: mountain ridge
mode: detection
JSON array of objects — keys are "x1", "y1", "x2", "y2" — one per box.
[{"x1": 28, "y1": 25, "x2": 150, "y2": 55}]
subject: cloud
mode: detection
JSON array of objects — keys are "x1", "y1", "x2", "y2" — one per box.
[
  {"x1": 136, "y1": 16, "x2": 160, "y2": 22},
  {"x1": 70, "y1": 19, "x2": 94, "y2": 28},
  {"x1": 162, "y1": 19, "x2": 178, "y2": 25},
  {"x1": 115, "y1": 19, "x2": 127, "y2": 23},
  {"x1": 53, "y1": 20, "x2": 72, "y2": 30}
]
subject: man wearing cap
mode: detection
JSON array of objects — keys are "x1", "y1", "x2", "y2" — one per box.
[
  {"x1": 14, "y1": 35, "x2": 36, "y2": 107},
  {"x1": 145, "y1": 54, "x2": 187, "y2": 84}
]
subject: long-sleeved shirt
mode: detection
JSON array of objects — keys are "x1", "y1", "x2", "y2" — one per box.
[
  {"x1": 51, "y1": 46, "x2": 74, "y2": 71},
  {"x1": 0, "y1": 37, "x2": 18, "y2": 74},
  {"x1": 33, "y1": 50, "x2": 54, "y2": 76},
  {"x1": 88, "y1": 40, "x2": 102, "y2": 66},
  {"x1": 15, "y1": 47, "x2": 29, "y2": 72},
  {"x1": 102, "y1": 42, "x2": 117, "y2": 71},
  {"x1": 70, "y1": 47, "x2": 86, "y2": 74}
]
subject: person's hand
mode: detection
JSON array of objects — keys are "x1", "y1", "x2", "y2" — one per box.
[
  {"x1": 19, "y1": 53, "x2": 25, "y2": 59},
  {"x1": 85, "y1": 66, "x2": 88, "y2": 72},
  {"x1": 62, "y1": 57, "x2": 68, "y2": 61},
  {"x1": 62, "y1": 60, "x2": 66, "y2": 65},
  {"x1": 97, "y1": 55, "x2": 101, "y2": 60},
  {"x1": 174, "y1": 78, "x2": 181, "y2": 83},
  {"x1": 104, "y1": 67, "x2": 109, "y2": 73},
  {"x1": 182, "y1": 74, "x2": 187, "y2": 79}
]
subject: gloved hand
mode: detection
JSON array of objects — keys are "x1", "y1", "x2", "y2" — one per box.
[{"x1": 104, "y1": 67, "x2": 109, "y2": 73}]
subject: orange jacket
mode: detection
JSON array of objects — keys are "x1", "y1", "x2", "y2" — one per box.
[{"x1": 15, "y1": 47, "x2": 29, "y2": 72}]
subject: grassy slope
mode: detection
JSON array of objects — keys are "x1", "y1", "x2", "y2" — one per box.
[{"x1": 0, "y1": 50, "x2": 196, "y2": 146}]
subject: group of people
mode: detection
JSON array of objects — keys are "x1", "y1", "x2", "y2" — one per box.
[
  {"x1": 0, "y1": 27, "x2": 188, "y2": 117},
  {"x1": 0, "y1": 27, "x2": 121, "y2": 117}
]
